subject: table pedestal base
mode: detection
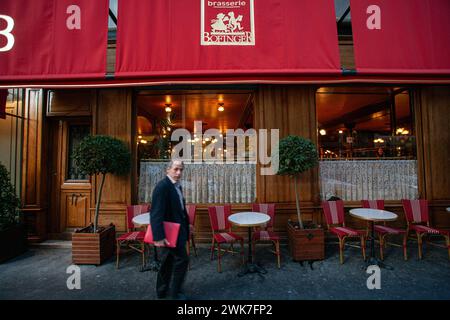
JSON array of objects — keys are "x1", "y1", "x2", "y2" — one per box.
[
  {"x1": 238, "y1": 263, "x2": 267, "y2": 277},
  {"x1": 140, "y1": 260, "x2": 161, "y2": 272},
  {"x1": 365, "y1": 257, "x2": 393, "y2": 270},
  {"x1": 139, "y1": 246, "x2": 160, "y2": 272}
]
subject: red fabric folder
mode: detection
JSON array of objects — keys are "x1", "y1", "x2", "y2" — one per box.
[{"x1": 144, "y1": 222, "x2": 180, "y2": 248}]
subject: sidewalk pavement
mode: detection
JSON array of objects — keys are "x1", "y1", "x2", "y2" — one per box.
[{"x1": 1, "y1": 242, "x2": 449, "y2": 300}]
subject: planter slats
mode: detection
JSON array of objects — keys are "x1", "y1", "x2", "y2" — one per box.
[
  {"x1": 288, "y1": 223, "x2": 325, "y2": 261},
  {"x1": 72, "y1": 224, "x2": 115, "y2": 265}
]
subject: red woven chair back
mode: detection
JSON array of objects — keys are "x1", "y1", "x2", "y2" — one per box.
[
  {"x1": 322, "y1": 200, "x2": 345, "y2": 226},
  {"x1": 252, "y1": 203, "x2": 275, "y2": 229},
  {"x1": 126, "y1": 204, "x2": 150, "y2": 231},
  {"x1": 361, "y1": 200, "x2": 385, "y2": 210},
  {"x1": 402, "y1": 199, "x2": 429, "y2": 224},
  {"x1": 208, "y1": 205, "x2": 232, "y2": 232},
  {"x1": 186, "y1": 204, "x2": 197, "y2": 226}
]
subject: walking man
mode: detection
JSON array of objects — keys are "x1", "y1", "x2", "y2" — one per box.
[{"x1": 151, "y1": 160, "x2": 190, "y2": 300}]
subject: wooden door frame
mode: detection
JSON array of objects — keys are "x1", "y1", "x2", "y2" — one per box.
[{"x1": 47, "y1": 117, "x2": 91, "y2": 238}]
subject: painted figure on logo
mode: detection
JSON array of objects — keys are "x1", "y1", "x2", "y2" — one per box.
[
  {"x1": 227, "y1": 12, "x2": 244, "y2": 32},
  {"x1": 211, "y1": 13, "x2": 229, "y2": 33}
]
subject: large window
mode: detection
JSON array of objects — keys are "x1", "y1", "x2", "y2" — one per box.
[
  {"x1": 135, "y1": 89, "x2": 256, "y2": 204},
  {"x1": 316, "y1": 87, "x2": 418, "y2": 201}
]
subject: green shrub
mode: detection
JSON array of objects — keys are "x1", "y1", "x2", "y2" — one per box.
[
  {"x1": 73, "y1": 135, "x2": 131, "y2": 232},
  {"x1": 0, "y1": 163, "x2": 20, "y2": 231},
  {"x1": 276, "y1": 135, "x2": 318, "y2": 229}
]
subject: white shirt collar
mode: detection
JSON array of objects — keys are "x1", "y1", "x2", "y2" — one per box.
[{"x1": 167, "y1": 175, "x2": 177, "y2": 184}]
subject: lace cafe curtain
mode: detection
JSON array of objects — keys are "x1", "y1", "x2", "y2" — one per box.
[
  {"x1": 319, "y1": 160, "x2": 419, "y2": 201},
  {"x1": 139, "y1": 161, "x2": 256, "y2": 204}
]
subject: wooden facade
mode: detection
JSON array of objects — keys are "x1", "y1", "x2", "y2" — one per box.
[
  {"x1": 14, "y1": 84, "x2": 450, "y2": 243},
  {"x1": 2, "y1": 37, "x2": 445, "y2": 243}
]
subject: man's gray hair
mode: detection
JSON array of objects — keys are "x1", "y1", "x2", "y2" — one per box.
[{"x1": 166, "y1": 159, "x2": 184, "y2": 170}]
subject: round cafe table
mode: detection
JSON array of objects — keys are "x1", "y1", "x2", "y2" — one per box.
[
  {"x1": 349, "y1": 208, "x2": 398, "y2": 270},
  {"x1": 228, "y1": 212, "x2": 271, "y2": 277},
  {"x1": 132, "y1": 213, "x2": 160, "y2": 272}
]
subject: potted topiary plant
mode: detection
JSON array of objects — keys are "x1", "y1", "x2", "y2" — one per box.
[
  {"x1": 0, "y1": 162, "x2": 26, "y2": 263},
  {"x1": 71, "y1": 135, "x2": 131, "y2": 265},
  {"x1": 276, "y1": 135, "x2": 324, "y2": 261}
]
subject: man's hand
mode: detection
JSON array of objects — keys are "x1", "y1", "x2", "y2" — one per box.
[{"x1": 154, "y1": 239, "x2": 170, "y2": 247}]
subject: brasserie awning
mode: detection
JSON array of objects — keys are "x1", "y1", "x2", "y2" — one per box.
[
  {"x1": 115, "y1": 0, "x2": 341, "y2": 78},
  {"x1": 350, "y1": 0, "x2": 450, "y2": 74},
  {"x1": 0, "y1": 0, "x2": 109, "y2": 81},
  {"x1": 1, "y1": 0, "x2": 450, "y2": 88}
]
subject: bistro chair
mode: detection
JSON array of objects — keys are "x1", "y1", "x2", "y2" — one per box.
[
  {"x1": 361, "y1": 200, "x2": 407, "y2": 260},
  {"x1": 207, "y1": 205, "x2": 244, "y2": 272},
  {"x1": 322, "y1": 200, "x2": 366, "y2": 264},
  {"x1": 186, "y1": 204, "x2": 198, "y2": 258},
  {"x1": 251, "y1": 203, "x2": 281, "y2": 268},
  {"x1": 402, "y1": 199, "x2": 450, "y2": 260},
  {"x1": 116, "y1": 204, "x2": 150, "y2": 269}
]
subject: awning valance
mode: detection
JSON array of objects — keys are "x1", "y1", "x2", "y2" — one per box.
[
  {"x1": 0, "y1": 0, "x2": 109, "y2": 81},
  {"x1": 350, "y1": 0, "x2": 450, "y2": 75},
  {"x1": 115, "y1": 0, "x2": 341, "y2": 78}
]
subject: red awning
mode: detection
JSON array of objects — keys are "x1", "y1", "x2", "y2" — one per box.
[
  {"x1": 350, "y1": 0, "x2": 450, "y2": 75},
  {"x1": 115, "y1": 0, "x2": 341, "y2": 78},
  {"x1": 0, "y1": 0, "x2": 109, "y2": 80},
  {"x1": 0, "y1": 89, "x2": 6, "y2": 119}
]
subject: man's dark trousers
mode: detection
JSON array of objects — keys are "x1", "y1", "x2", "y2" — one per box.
[{"x1": 156, "y1": 244, "x2": 189, "y2": 298}]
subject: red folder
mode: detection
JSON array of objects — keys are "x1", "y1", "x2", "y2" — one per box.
[{"x1": 144, "y1": 222, "x2": 180, "y2": 248}]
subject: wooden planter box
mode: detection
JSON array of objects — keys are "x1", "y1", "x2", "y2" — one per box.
[
  {"x1": 0, "y1": 224, "x2": 27, "y2": 263},
  {"x1": 72, "y1": 224, "x2": 116, "y2": 265},
  {"x1": 287, "y1": 222, "x2": 325, "y2": 261}
]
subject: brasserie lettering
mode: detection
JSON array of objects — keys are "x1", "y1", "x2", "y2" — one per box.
[{"x1": 208, "y1": 1, "x2": 246, "y2": 7}]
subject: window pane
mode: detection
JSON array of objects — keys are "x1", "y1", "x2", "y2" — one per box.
[
  {"x1": 67, "y1": 125, "x2": 90, "y2": 180},
  {"x1": 316, "y1": 87, "x2": 418, "y2": 201},
  {"x1": 136, "y1": 90, "x2": 256, "y2": 204}
]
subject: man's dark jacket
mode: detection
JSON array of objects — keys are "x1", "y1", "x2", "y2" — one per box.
[{"x1": 150, "y1": 176, "x2": 189, "y2": 248}]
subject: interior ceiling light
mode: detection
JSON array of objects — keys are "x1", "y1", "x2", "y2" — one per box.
[
  {"x1": 165, "y1": 103, "x2": 172, "y2": 113},
  {"x1": 218, "y1": 102, "x2": 225, "y2": 112},
  {"x1": 319, "y1": 129, "x2": 326, "y2": 136}
]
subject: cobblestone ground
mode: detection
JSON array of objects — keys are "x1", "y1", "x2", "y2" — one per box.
[{"x1": 1, "y1": 242, "x2": 449, "y2": 300}]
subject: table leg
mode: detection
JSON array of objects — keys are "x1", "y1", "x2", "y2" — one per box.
[
  {"x1": 365, "y1": 221, "x2": 393, "y2": 270},
  {"x1": 238, "y1": 227, "x2": 267, "y2": 277}
]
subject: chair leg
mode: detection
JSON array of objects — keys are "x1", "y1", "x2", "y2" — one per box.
[
  {"x1": 445, "y1": 235, "x2": 450, "y2": 261},
  {"x1": 187, "y1": 237, "x2": 191, "y2": 257},
  {"x1": 240, "y1": 240, "x2": 245, "y2": 264},
  {"x1": 191, "y1": 234, "x2": 198, "y2": 257},
  {"x1": 141, "y1": 242, "x2": 145, "y2": 268},
  {"x1": 116, "y1": 240, "x2": 120, "y2": 269},
  {"x1": 379, "y1": 234, "x2": 384, "y2": 261},
  {"x1": 360, "y1": 236, "x2": 366, "y2": 261},
  {"x1": 417, "y1": 232, "x2": 423, "y2": 259},
  {"x1": 217, "y1": 243, "x2": 222, "y2": 273},
  {"x1": 186, "y1": 241, "x2": 192, "y2": 270},
  {"x1": 210, "y1": 238, "x2": 215, "y2": 260},
  {"x1": 339, "y1": 237, "x2": 344, "y2": 264},
  {"x1": 403, "y1": 233, "x2": 408, "y2": 261},
  {"x1": 275, "y1": 240, "x2": 281, "y2": 269}
]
